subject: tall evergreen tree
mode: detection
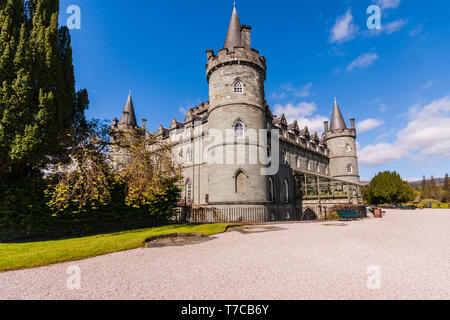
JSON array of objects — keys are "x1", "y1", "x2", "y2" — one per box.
[
  {"x1": 0, "y1": 0, "x2": 88, "y2": 180},
  {"x1": 429, "y1": 176, "x2": 440, "y2": 200},
  {"x1": 420, "y1": 176, "x2": 429, "y2": 200},
  {"x1": 442, "y1": 174, "x2": 450, "y2": 203}
]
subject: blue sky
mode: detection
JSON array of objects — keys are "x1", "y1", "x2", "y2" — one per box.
[{"x1": 59, "y1": 0, "x2": 450, "y2": 181}]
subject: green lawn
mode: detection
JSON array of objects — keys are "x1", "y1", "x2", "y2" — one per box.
[{"x1": 0, "y1": 223, "x2": 235, "y2": 272}]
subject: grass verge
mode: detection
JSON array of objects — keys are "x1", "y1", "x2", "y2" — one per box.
[{"x1": 0, "y1": 223, "x2": 235, "y2": 272}]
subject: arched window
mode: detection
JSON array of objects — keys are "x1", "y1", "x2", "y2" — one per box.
[
  {"x1": 283, "y1": 180, "x2": 290, "y2": 203},
  {"x1": 235, "y1": 170, "x2": 246, "y2": 194},
  {"x1": 282, "y1": 150, "x2": 288, "y2": 164},
  {"x1": 347, "y1": 163, "x2": 353, "y2": 174},
  {"x1": 185, "y1": 180, "x2": 192, "y2": 202},
  {"x1": 307, "y1": 160, "x2": 311, "y2": 171},
  {"x1": 317, "y1": 161, "x2": 320, "y2": 173},
  {"x1": 234, "y1": 81, "x2": 243, "y2": 93},
  {"x1": 186, "y1": 148, "x2": 192, "y2": 164},
  {"x1": 234, "y1": 121, "x2": 244, "y2": 138},
  {"x1": 346, "y1": 144, "x2": 352, "y2": 152},
  {"x1": 268, "y1": 178, "x2": 274, "y2": 202}
]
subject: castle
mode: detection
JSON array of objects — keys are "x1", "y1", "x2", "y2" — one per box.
[{"x1": 111, "y1": 5, "x2": 363, "y2": 222}]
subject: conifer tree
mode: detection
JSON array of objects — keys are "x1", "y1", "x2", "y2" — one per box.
[
  {"x1": 0, "y1": 0, "x2": 88, "y2": 180},
  {"x1": 429, "y1": 176, "x2": 440, "y2": 200},
  {"x1": 442, "y1": 174, "x2": 450, "y2": 203}
]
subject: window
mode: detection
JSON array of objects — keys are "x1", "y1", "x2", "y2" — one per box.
[
  {"x1": 185, "y1": 180, "x2": 192, "y2": 202},
  {"x1": 307, "y1": 160, "x2": 311, "y2": 171},
  {"x1": 234, "y1": 122, "x2": 244, "y2": 138},
  {"x1": 317, "y1": 162, "x2": 320, "y2": 173},
  {"x1": 346, "y1": 144, "x2": 352, "y2": 152},
  {"x1": 326, "y1": 165, "x2": 329, "y2": 175},
  {"x1": 186, "y1": 148, "x2": 192, "y2": 164},
  {"x1": 282, "y1": 150, "x2": 288, "y2": 164},
  {"x1": 283, "y1": 180, "x2": 289, "y2": 203},
  {"x1": 268, "y1": 178, "x2": 274, "y2": 202},
  {"x1": 234, "y1": 81, "x2": 243, "y2": 93},
  {"x1": 347, "y1": 163, "x2": 353, "y2": 174},
  {"x1": 235, "y1": 170, "x2": 246, "y2": 193}
]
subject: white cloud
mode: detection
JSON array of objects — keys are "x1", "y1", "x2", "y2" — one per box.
[
  {"x1": 359, "y1": 96, "x2": 450, "y2": 166},
  {"x1": 383, "y1": 19, "x2": 408, "y2": 34},
  {"x1": 422, "y1": 81, "x2": 434, "y2": 89},
  {"x1": 330, "y1": 9, "x2": 359, "y2": 43},
  {"x1": 271, "y1": 83, "x2": 313, "y2": 100},
  {"x1": 376, "y1": 0, "x2": 401, "y2": 9},
  {"x1": 409, "y1": 25, "x2": 423, "y2": 37},
  {"x1": 357, "y1": 119, "x2": 385, "y2": 133},
  {"x1": 347, "y1": 53, "x2": 379, "y2": 71},
  {"x1": 273, "y1": 102, "x2": 328, "y2": 134}
]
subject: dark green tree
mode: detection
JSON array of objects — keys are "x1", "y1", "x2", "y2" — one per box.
[
  {"x1": 0, "y1": 0, "x2": 88, "y2": 181},
  {"x1": 429, "y1": 176, "x2": 440, "y2": 200},
  {"x1": 366, "y1": 171, "x2": 416, "y2": 205},
  {"x1": 442, "y1": 174, "x2": 450, "y2": 203}
]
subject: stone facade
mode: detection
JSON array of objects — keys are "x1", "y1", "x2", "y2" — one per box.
[{"x1": 111, "y1": 6, "x2": 363, "y2": 222}]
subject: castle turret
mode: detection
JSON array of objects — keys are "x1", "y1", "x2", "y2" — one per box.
[
  {"x1": 323, "y1": 98, "x2": 360, "y2": 184},
  {"x1": 205, "y1": 4, "x2": 268, "y2": 204}
]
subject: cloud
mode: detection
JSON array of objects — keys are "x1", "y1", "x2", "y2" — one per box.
[
  {"x1": 422, "y1": 81, "x2": 434, "y2": 89},
  {"x1": 330, "y1": 9, "x2": 359, "y2": 43},
  {"x1": 359, "y1": 96, "x2": 450, "y2": 166},
  {"x1": 357, "y1": 119, "x2": 385, "y2": 133},
  {"x1": 271, "y1": 83, "x2": 313, "y2": 100},
  {"x1": 383, "y1": 19, "x2": 408, "y2": 34},
  {"x1": 376, "y1": 0, "x2": 401, "y2": 9},
  {"x1": 347, "y1": 53, "x2": 379, "y2": 71},
  {"x1": 273, "y1": 102, "x2": 329, "y2": 134},
  {"x1": 409, "y1": 25, "x2": 423, "y2": 37}
]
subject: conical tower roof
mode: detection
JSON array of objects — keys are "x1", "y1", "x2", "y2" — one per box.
[
  {"x1": 119, "y1": 91, "x2": 137, "y2": 126},
  {"x1": 330, "y1": 98, "x2": 347, "y2": 131},
  {"x1": 223, "y1": 4, "x2": 242, "y2": 50}
]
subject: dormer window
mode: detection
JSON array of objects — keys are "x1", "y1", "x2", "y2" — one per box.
[{"x1": 234, "y1": 81, "x2": 243, "y2": 93}]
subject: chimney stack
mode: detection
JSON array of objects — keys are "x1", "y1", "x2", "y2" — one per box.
[
  {"x1": 142, "y1": 119, "x2": 147, "y2": 130},
  {"x1": 350, "y1": 119, "x2": 355, "y2": 130},
  {"x1": 324, "y1": 121, "x2": 329, "y2": 133}
]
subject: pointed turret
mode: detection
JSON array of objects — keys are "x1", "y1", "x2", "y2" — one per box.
[
  {"x1": 223, "y1": 4, "x2": 242, "y2": 50},
  {"x1": 330, "y1": 98, "x2": 347, "y2": 131},
  {"x1": 119, "y1": 92, "x2": 137, "y2": 127}
]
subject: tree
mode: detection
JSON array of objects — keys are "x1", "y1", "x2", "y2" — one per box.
[
  {"x1": 0, "y1": 0, "x2": 88, "y2": 181},
  {"x1": 429, "y1": 176, "x2": 440, "y2": 200},
  {"x1": 420, "y1": 176, "x2": 429, "y2": 200},
  {"x1": 442, "y1": 174, "x2": 450, "y2": 203},
  {"x1": 365, "y1": 171, "x2": 415, "y2": 205}
]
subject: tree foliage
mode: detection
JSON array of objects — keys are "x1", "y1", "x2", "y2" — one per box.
[
  {"x1": 0, "y1": 0, "x2": 88, "y2": 181},
  {"x1": 364, "y1": 171, "x2": 415, "y2": 205}
]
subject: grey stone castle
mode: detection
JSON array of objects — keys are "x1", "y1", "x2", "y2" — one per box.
[{"x1": 111, "y1": 5, "x2": 363, "y2": 222}]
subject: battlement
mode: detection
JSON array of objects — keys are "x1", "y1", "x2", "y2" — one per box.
[
  {"x1": 323, "y1": 128, "x2": 357, "y2": 141},
  {"x1": 206, "y1": 47, "x2": 266, "y2": 83}
]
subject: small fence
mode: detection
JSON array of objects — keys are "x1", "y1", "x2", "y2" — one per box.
[{"x1": 174, "y1": 205, "x2": 302, "y2": 223}]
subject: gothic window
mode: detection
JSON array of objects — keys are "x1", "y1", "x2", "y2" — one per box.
[
  {"x1": 307, "y1": 160, "x2": 311, "y2": 171},
  {"x1": 346, "y1": 144, "x2": 352, "y2": 152},
  {"x1": 283, "y1": 180, "x2": 290, "y2": 204},
  {"x1": 186, "y1": 148, "x2": 192, "y2": 164},
  {"x1": 235, "y1": 170, "x2": 246, "y2": 194},
  {"x1": 234, "y1": 81, "x2": 243, "y2": 93},
  {"x1": 347, "y1": 163, "x2": 353, "y2": 174},
  {"x1": 268, "y1": 178, "x2": 274, "y2": 202},
  {"x1": 282, "y1": 150, "x2": 288, "y2": 164},
  {"x1": 317, "y1": 162, "x2": 320, "y2": 173},
  {"x1": 185, "y1": 180, "x2": 192, "y2": 202},
  {"x1": 234, "y1": 121, "x2": 244, "y2": 138}
]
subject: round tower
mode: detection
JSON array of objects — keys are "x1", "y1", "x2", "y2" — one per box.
[
  {"x1": 206, "y1": 4, "x2": 269, "y2": 204},
  {"x1": 323, "y1": 98, "x2": 360, "y2": 184}
]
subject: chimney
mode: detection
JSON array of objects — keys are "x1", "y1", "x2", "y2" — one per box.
[
  {"x1": 113, "y1": 118, "x2": 118, "y2": 127},
  {"x1": 142, "y1": 119, "x2": 147, "y2": 130},
  {"x1": 241, "y1": 25, "x2": 252, "y2": 48},
  {"x1": 350, "y1": 119, "x2": 355, "y2": 130},
  {"x1": 324, "y1": 121, "x2": 329, "y2": 133}
]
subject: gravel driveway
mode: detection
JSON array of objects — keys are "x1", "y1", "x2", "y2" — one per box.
[{"x1": 1, "y1": 209, "x2": 449, "y2": 300}]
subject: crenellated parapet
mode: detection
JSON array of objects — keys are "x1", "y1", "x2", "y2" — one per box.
[{"x1": 206, "y1": 47, "x2": 266, "y2": 83}]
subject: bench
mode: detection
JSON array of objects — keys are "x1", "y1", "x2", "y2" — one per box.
[{"x1": 336, "y1": 209, "x2": 365, "y2": 221}]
